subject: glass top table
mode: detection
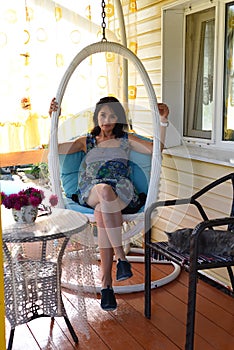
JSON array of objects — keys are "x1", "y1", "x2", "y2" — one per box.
[{"x1": 2, "y1": 208, "x2": 94, "y2": 350}]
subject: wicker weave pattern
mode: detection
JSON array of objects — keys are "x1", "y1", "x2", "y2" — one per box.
[
  {"x1": 2, "y1": 208, "x2": 96, "y2": 342},
  {"x1": 4, "y1": 260, "x2": 65, "y2": 327}
]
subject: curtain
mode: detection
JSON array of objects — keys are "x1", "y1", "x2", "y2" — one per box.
[{"x1": 0, "y1": 0, "x2": 138, "y2": 153}]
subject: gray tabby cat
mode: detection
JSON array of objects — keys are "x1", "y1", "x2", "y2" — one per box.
[{"x1": 165, "y1": 228, "x2": 234, "y2": 256}]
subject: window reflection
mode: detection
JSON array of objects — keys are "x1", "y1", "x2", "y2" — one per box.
[{"x1": 194, "y1": 19, "x2": 214, "y2": 132}]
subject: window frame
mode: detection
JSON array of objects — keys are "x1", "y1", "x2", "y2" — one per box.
[
  {"x1": 223, "y1": 1, "x2": 234, "y2": 141},
  {"x1": 184, "y1": 8, "x2": 215, "y2": 140},
  {"x1": 162, "y1": 0, "x2": 233, "y2": 152}
]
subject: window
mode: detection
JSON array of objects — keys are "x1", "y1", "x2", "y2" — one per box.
[
  {"x1": 162, "y1": 0, "x2": 234, "y2": 151},
  {"x1": 223, "y1": 2, "x2": 234, "y2": 141},
  {"x1": 184, "y1": 7, "x2": 215, "y2": 139}
]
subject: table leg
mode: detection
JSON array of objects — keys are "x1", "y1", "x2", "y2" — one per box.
[{"x1": 64, "y1": 316, "x2": 79, "y2": 343}]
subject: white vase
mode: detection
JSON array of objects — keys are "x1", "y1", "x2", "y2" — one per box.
[{"x1": 12, "y1": 205, "x2": 38, "y2": 223}]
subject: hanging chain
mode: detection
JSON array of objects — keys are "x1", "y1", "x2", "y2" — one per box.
[{"x1": 101, "y1": 0, "x2": 107, "y2": 42}]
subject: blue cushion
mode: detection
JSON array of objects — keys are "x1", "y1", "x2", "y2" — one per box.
[
  {"x1": 129, "y1": 151, "x2": 151, "y2": 194},
  {"x1": 64, "y1": 197, "x2": 145, "y2": 214},
  {"x1": 64, "y1": 197, "x2": 94, "y2": 214},
  {"x1": 59, "y1": 134, "x2": 152, "y2": 206},
  {"x1": 59, "y1": 151, "x2": 85, "y2": 198},
  {"x1": 59, "y1": 151, "x2": 85, "y2": 175},
  {"x1": 129, "y1": 133, "x2": 152, "y2": 193}
]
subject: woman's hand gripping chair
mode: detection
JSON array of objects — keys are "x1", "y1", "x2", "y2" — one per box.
[{"x1": 144, "y1": 172, "x2": 234, "y2": 350}]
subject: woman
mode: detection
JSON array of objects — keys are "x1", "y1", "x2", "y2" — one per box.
[{"x1": 49, "y1": 96, "x2": 169, "y2": 311}]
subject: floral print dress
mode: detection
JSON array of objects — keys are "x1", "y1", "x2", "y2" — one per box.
[{"x1": 77, "y1": 132, "x2": 144, "y2": 212}]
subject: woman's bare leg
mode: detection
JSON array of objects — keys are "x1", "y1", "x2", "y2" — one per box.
[
  {"x1": 87, "y1": 184, "x2": 126, "y2": 256},
  {"x1": 94, "y1": 210, "x2": 114, "y2": 288},
  {"x1": 99, "y1": 246, "x2": 114, "y2": 288},
  {"x1": 88, "y1": 184, "x2": 128, "y2": 288}
]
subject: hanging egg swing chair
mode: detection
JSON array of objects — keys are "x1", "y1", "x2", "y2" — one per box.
[{"x1": 48, "y1": 0, "x2": 180, "y2": 294}]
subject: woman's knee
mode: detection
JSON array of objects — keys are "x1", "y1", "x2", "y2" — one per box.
[{"x1": 96, "y1": 183, "x2": 116, "y2": 202}]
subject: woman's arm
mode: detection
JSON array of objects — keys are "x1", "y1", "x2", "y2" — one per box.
[
  {"x1": 57, "y1": 136, "x2": 86, "y2": 154},
  {"x1": 128, "y1": 133, "x2": 153, "y2": 154},
  {"x1": 129, "y1": 103, "x2": 169, "y2": 153},
  {"x1": 158, "y1": 103, "x2": 169, "y2": 152}
]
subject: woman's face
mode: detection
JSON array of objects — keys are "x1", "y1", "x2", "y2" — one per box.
[{"x1": 97, "y1": 105, "x2": 118, "y2": 133}]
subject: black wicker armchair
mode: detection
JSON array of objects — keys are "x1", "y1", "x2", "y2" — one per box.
[{"x1": 144, "y1": 172, "x2": 234, "y2": 350}]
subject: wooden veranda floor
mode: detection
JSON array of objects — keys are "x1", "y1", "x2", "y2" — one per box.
[{"x1": 5, "y1": 261, "x2": 234, "y2": 350}]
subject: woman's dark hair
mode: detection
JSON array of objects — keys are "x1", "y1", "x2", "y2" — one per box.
[{"x1": 91, "y1": 96, "x2": 128, "y2": 137}]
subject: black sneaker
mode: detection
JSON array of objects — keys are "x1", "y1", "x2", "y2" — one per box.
[
  {"x1": 101, "y1": 286, "x2": 117, "y2": 311},
  {"x1": 116, "y1": 259, "x2": 133, "y2": 281}
]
